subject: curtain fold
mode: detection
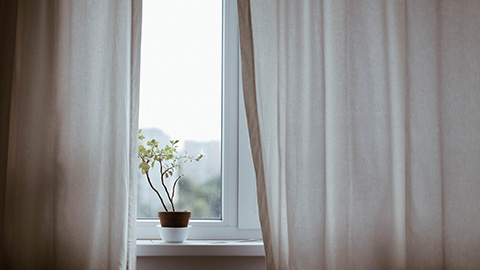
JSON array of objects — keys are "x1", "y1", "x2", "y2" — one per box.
[
  {"x1": 0, "y1": 0, "x2": 142, "y2": 269},
  {"x1": 238, "y1": 0, "x2": 480, "y2": 269},
  {"x1": 237, "y1": 1, "x2": 274, "y2": 268}
]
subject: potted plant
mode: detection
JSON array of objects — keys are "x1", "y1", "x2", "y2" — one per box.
[{"x1": 138, "y1": 130, "x2": 204, "y2": 242}]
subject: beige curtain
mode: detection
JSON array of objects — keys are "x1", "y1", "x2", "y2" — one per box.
[
  {"x1": 238, "y1": 0, "x2": 480, "y2": 269},
  {"x1": 0, "y1": 0, "x2": 142, "y2": 269}
]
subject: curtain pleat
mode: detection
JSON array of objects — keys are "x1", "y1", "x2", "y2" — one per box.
[
  {"x1": 0, "y1": 0, "x2": 141, "y2": 269},
  {"x1": 128, "y1": 0, "x2": 143, "y2": 268},
  {"x1": 238, "y1": 0, "x2": 480, "y2": 269},
  {"x1": 237, "y1": 1, "x2": 274, "y2": 268}
]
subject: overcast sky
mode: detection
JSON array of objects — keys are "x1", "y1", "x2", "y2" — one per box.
[{"x1": 139, "y1": 0, "x2": 222, "y2": 142}]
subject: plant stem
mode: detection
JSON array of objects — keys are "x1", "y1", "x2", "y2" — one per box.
[
  {"x1": 171, "y1": 175, "x2": 182, "y2": 203},
  {"x1": 158, "y1": 159, "x2": 176, "y2": 211},
  {"x1": 145, "y1": 171, "x2": 168, "y2": 212}
]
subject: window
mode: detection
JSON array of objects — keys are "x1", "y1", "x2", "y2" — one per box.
[
  {"x1": 137, "y1": 0, "x2": 222, "y2": 221},
  {"x1": 137, "y1": 0, "x2": 261, "y2": 239}
]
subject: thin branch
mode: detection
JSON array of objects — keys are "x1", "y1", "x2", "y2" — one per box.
[
  {"x1": 158, "y1": 159, "x2": 175, "y2": 211},
  {"x1": 171, "y1": 174, "x2": 183, "y2": 202},
  {"x1": 145, "y1": 171, "x2": 168, "y2": 212},
  {"x1": 162, "y1": 166, "x2": 175, "y2": 177}
]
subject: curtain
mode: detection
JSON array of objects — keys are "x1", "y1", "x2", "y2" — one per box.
[
  {"x1": 238, "y1": 0, "x2": 480, "y2": 269},
  {"x1": 0, "y1": 0, "x2": 142, "y2": 269}
]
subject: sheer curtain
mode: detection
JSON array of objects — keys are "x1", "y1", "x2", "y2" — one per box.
[
  {"x1": 0, "y1": 0, "x2": 141, "y2": 269},
  {"x1": 238, "y1": 0, "x2": 480, "y2": 269}
]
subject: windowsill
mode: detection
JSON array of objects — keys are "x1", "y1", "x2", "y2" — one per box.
[{"x1": 136, "y1": 239, "x2": 265, "y2": 257}]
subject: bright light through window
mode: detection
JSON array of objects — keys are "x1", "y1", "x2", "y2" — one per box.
[{"x1": 138, "y1": 0, "x2": 223, "y2": 220}]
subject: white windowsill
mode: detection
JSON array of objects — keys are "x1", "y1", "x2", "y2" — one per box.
[{"x1": 136, "y1": 239, "x2": 265, "y2": 257}]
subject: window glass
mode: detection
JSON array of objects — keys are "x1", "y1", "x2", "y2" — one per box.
[{"x1": 138, "y1": 0, "x2": 222, "y2": 220}]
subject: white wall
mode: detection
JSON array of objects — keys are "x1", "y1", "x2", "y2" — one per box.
[{"x1": 138, "y1": 256, "x2": 266, "y2": 270}]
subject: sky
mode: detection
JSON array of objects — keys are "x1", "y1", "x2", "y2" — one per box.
[{"x1": 139, "y1": 0, "x2": 222, "y2": 142}]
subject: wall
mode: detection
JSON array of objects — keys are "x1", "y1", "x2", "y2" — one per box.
[{"x1": 138, "y1": 256, "x2": 266, "y2": 270}]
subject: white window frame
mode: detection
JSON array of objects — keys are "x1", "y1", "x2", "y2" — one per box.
[{"x1": 136, "y1": 0, "x2": 261, "y2": 240}]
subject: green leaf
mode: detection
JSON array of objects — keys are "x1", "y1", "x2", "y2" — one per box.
[
  {"x1": 195, "y1": 153, "x2": 205, "y2": 161},
  {"x1": 139, "y1": 162, "x2": 150, "y2": 173},
  {"x1": 137, "y1": 137, "x2": 205, "y2": 182}
]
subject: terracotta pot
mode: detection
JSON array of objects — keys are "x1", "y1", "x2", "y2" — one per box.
[{"x1": 158, "y1": 211, "x2": 191, "y2": 227}]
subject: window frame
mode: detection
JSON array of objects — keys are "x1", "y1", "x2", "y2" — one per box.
[{"x1": 136, "y1": 0, "x2": 261, "y2": 240}]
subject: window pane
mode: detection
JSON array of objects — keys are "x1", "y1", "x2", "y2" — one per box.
[{"x1": 138, "y1": 0, "x2": 222, "y2": 219}]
